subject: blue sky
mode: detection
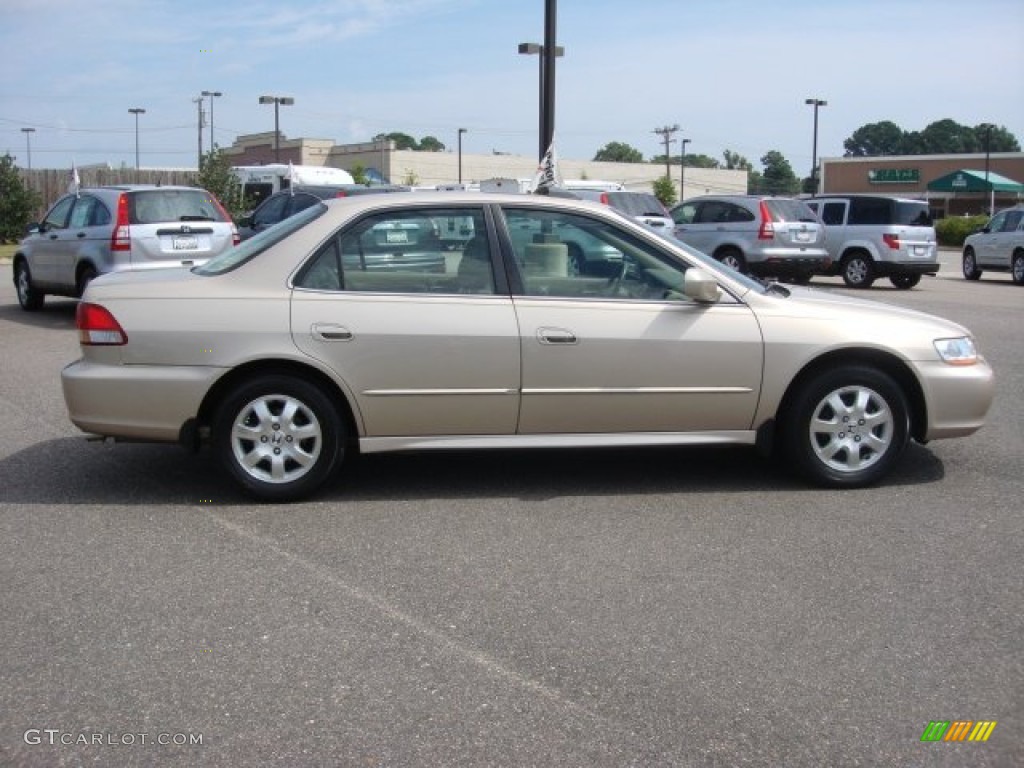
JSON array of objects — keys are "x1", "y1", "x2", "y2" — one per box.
[{"x1": 2, "y1": 0, "x2": 1022, "y2": 175}]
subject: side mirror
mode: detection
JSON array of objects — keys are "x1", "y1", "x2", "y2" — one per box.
[
  {"x1": 683, "y1": 267, "x2": 722, "y2": 303},
  {"x1": 237, "y1": 215, "x2": 253, "y2": 227},
  {"x1": 26, "y1": 222, "x2": 41, "y2": 235}
]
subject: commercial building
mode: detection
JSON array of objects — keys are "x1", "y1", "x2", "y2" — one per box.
[{"x1": 820, "y1": 153, "x2": 1024, "y2": 217}]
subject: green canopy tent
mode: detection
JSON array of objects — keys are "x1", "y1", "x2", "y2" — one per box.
[
  {"x1": 927, "y1": 169, "x2": 1024, "y2": 215},
  {"x1": 926, "y1": 169, "x2": 1024, "y2": 193}
]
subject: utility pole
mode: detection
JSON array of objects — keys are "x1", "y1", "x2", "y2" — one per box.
[
  {"x1": 653, "y1": 124, "x2": 680, "y2": 179},
  {"x1": 193, "y1": 97, "x2": 205, "y2": 169}
]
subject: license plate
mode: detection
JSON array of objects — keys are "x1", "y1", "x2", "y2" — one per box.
[
  {"x1": 386, "y1": 231, "x2": 409, "y2": 244},
  {"x1": 913, "y1": 245, "x2": 927, "y2": 257},
  {"x1": 794, "y1": 230, "x2": 811, "y2": 242},
  {"x1": 172, "y1": 235, "x2": 199, "y2": 251}
]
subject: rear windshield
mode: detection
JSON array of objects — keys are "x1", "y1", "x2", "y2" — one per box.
[
  {"x1": 894, "y1": 201, "x2": 932, "y2": 226},
  {"x1": 606, "y1": 193, "x2": 667, "y2": 217},
  {"x1": 129, "y1": 189, "x2": 228, "y2": 224},
  {"x1": 764, "y1": 199, "x2": 817, "y2": 223},
  {"x1": 195, "y1": 202, "x2": 326, "y2": 276}
]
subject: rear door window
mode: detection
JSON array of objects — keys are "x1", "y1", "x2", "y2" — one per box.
[
  {"x1": 764, "y1": 199, "x2": 816, "y2": 223},
  {"x1": 893, "y1": 201, "x2": 932, "y2": 226},
  {"x1": 819, "y1": 202, "x2": 846, "y2": 226}
]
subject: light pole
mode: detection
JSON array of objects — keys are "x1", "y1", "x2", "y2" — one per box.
[
  {"x1": 128, "y1": 107, "x2": 146, "y2": 169},
  {"x1": 457, "y1": 128, "x2": 467, "y2": 185},
  {"x1": 258, "y1": 95, "x2": 295, "y2": 163},
  {"x1": 20, "y1": 127, "x2": 35, "y2": 171},
  {"x1": 202, "y1": 90, "x2": 222, "y2": 152},
  {"x1": 805, "y1": 98, "x2": 827, "y2": 193},
  {"x1": 679, "y1": 137, "x2": 691, "y2": 201},
  {"x1": 518, "y1": 41, "x2": 564, "y2": 160}
]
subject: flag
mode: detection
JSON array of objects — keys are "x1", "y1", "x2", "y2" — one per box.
[
  {"x1": 286, "y1": 161, "x2": 296, "y2": 195},
  {"x1": 530, "y1": 142, "x2": 563, "y2": 194},
  {"x1": 68, "y1": 162, "x2": 80, "y2": 195}
]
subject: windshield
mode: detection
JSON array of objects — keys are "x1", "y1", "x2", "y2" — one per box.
[{"x1": 195, "y1": 203, "x2": 326, "y2": 276}]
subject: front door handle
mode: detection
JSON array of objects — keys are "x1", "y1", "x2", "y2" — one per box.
[
  {"x1": 311, "y1": 323, "x2": 353, "y2": 342},
  {"x1": 537, "y1": 327, "x2": 577, "y2": 345}
]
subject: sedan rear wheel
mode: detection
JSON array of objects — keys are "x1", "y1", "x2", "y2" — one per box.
[
  {"x1": 782, "y1": 366, "x2": 909, "y2": 488},
  {"x1": 1012, "y1": 251, "x2": 1024, "y2": 286},
  {"x1": 213, "y1": 375, "x2": 344, "y2": 502},
  {"x1": 14, "y1": 261, "x2": 45, "y2": 311},
  {"x1": 962, "y1": 247, "x2": 982, "y2": 280}
]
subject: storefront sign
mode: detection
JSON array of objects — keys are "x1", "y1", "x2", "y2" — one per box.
[{"x1": 868, "y1": 168, "x2": 920, "y2": 184}]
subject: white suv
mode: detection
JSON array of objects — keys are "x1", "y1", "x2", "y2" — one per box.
[{"x1": 805, "y1": 195, "x2": 938, "y2": 289}]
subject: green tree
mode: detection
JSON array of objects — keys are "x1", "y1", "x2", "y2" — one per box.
[
  {"x1": 756, "y1": 150, "x2": 800, "y2": 195},
  {"x1": 686, "y1": 154, "x2": 720, "y2": 168},
  {"x1": 973, "y1": 123, "x2": 1020, "y2": 152},
  {"x1": 374, "y1": 132, "x2": 418, "y2": 150},
  {"x1": 0, "y1": 153, "x2": 41, "y2": 243},
  {"x1": 196, "y1": 146, "x2": 247, "y2": 219},
  {"x1": 593, "y1": 141, "x2": 643, "y2": 163},
  {"x1": 650, "y1": 154, "x2": 680, "y2": 166},
  {"x1": 722, "y1": 149, "x2": 753, "y2": 171},
  {"x1": 349, "y1": 164, "x2": 369, "y2": 185},
  {"x1": 652, "y1": 175, "x2": 677, "y2": 208},
  {"x1": 418, "y1": 135, "x2": 445, "y2": 152},
  {"x1": 843, "y1": 120, "x2": 905, "y2": 156}
]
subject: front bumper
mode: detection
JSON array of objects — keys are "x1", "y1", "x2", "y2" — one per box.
[{"x1": 915, "y1": 358, "x2": 995, "y2": 440}]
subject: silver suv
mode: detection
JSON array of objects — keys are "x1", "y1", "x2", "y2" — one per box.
[
  {"x1": 14, "y1": 185, "x2": 238, "y2": 311},
  {"x1": 804, "y1": 195, "x2": 938, "y2": 289},
  {"x1": 670, "y1": 195, "x2": 828, "y2": 280},
  {"x1": 573, "y1": 189, "x2": 674, "y2": 233},
  {"x1": 962, "y1": 204, "x2": 1024, "y2": 285}
]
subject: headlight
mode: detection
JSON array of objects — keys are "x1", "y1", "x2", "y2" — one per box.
[{"x1": 934, "y1": 336, "x2": 978, "y2": 366}]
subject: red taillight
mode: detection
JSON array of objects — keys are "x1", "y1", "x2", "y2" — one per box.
[
  {"x1": 757, "y1": 200, "x2": 775, "y2": 240},
  {"x1": 76, "y1": 302, "x2": 127, "y2": 346},
  {"x1": 231, "y1": 223, "x2": 240, "y2": 246},
  {"x1": 207, "y1": 195, "x2": 241, "y2": 246},
  {"x1": 335, "y1": 190, "x2": 349, "y2": 198},
  {"x1": 599, "y1": 192, "x2": 610, "y2": 205},
  {"x1": 882, "y1": 233, "x2": 900, "y2": 249},
  {"x1": 110, "y1": 193, "x2": 131, "y2": 252}
]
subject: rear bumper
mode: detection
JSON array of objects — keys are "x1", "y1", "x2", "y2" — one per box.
[
  {"x1": 62, "y1": 359, "x2": 223, "y2": 442},
  {"x1": 749, "y1": 256, "x2": 832, "y2": 277},
  {"x1": 873, "y1": 261, "x2": 940, "y2": 277}
]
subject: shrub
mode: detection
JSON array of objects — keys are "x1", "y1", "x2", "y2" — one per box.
[
  {"x1": 652, "y1": 175, "x2": 677, "y2": 208},
  {"x1": 934, "y1": 215, "x2": 988, "y2": 247},
  {"x1": 0, "y1": 154, "x2": 41, "y2": 243}
]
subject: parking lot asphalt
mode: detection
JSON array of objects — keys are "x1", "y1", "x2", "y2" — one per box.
[{"x1": 0, "y1": 263, "x2": 1020, "y2": 767}]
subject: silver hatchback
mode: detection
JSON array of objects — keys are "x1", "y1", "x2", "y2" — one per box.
[
  {"x1": 14, "y1": 185, "x2": 238, "y2": 310},
  {"x1": 670, "y1": 195, "x2": 829, "y2": 280}
]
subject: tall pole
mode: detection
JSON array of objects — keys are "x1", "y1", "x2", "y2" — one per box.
[
  {"x1": 541, "y1": 0, "x2": 558, "y2": 157},
  {"x1": 457, "y1": 128, "x2": 467, "y2": 185},
  {"x1": 519, "y1": 43, "x2": 564, "y2": 161},
  {"x1": 259, "y1": 96, "x2": 295, "y2": 164},
  {"x1": 805, "y1": 98, "x2": 827, "y2": 193},
  {"x1": 193, "y1": 97, "x2": 204, "y2": 168},
  {"x1": 202, "y1": 90, "x2": 222, "y2": 153},
  {"x1": 128, "y1": 108, "x2": 146, "y2": 170},
  {"x1": 20, "y1": 127, "x2": 35, "y2": 171},
  {"x1": 653, "y1": 124, "x2": 680, "y2": 178},
  {"x1": 679, "y1": 138, "x2": 691, "y2": 201},
  {"x1": 983, "y1": 124, "x2": 993, "y2": 214}
]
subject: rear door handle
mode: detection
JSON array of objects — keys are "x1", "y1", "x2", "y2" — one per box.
[
  {"x1": 537, "y1": 327, "x2": 577, "y2": 345},
  {"x1": 311, "y1": 323, "x2": 353, "y2": 342}
]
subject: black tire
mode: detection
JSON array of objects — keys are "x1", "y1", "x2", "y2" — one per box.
[
  {"x1": 962, "y1": 247, "x2": 982, "y2": 280},
  {"x1": 1012, "y1": 251, "x2": 1024, "y2": 286},
  {"x1": 213, "y1": 374, "x2": 345, "y2": 502},
  {"x1": 889, "y1": 273, "x2": 921, "y2": 290},
  {"x1": 716, "y1": 248, "x2": 747, "y2": 274},
  {"x1": 840, "y1": 252, "x2": 875, "y2": 288},
  {"x1": 14, "y1": 260, "x2": 45, "y2": 311},
  {"x1": 781, "y1": 365, "x2": 909, "y2": 488},
  {"x1": 77, "y1": 265, "x2": 98, "y2": 298}
]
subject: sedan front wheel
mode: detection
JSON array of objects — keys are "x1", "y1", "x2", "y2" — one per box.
[
  {"x1": 782, "y1": 366, "x2": 909, "y2": 488},
  {"x1": 213, "y1": 375, "x2": 345, "y2": 502}
]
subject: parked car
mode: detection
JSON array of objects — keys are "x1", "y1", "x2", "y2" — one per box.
[
  {"x1": 63, "y1": 192, "x2": 993, "y2": 502},
  {"x1": 573, "y1": 189, "x2": 674, "y2": 233},
  {"x1": 804, "y1": 195, "x2": 938, "y2": 289},
  {"x1": 961, "y1": 204, "x2": 1024, "y2": 285},
  {"x1": 237, "y1": 184, "x2": 407, "y2": 240},
  {"x1": 14, "y1": 185, "x2": 238, "y2": 311},
  {"x1": 669, "y1": 195, "x2": 829, "y2": 280}
]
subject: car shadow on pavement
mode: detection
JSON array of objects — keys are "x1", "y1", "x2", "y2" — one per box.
[
  {"x1": 0, "y1": 299, "x2": 77, "y2": 329},
  {"x1": 0, "y1": 438, "x2": 945, "y2": 506}
]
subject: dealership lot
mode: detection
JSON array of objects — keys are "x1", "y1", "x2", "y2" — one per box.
[{"x1": 0, "y1": 264, "x2": 1020, "y2": 766}]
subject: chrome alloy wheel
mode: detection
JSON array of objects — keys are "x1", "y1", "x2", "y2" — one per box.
[
  {"x1": 230, "y1": 394, "x2": 323, "y2": 484},
  {"x1": 808, "y1": 384, "x2": 895, "y2": 474}
]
